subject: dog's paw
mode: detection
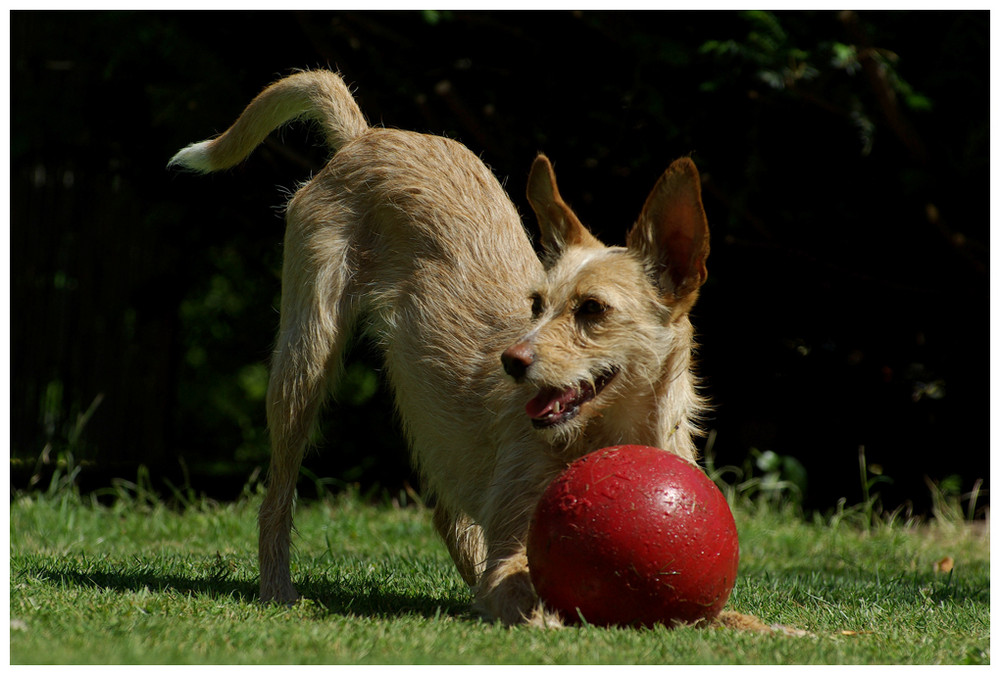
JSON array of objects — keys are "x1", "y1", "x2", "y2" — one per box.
[
  {"x1": 712, "y1": 610, "x2": 772, "y2": 632},
  {"x1": 526, "y1": 602, "x2": 564, "y2": 629},
  {"x1": 711, "y1": 610, "x2": 812, "y2": 636},
  {"x1": 259, "y1": 583, "x2": 300, "y2": 606},
  {"x1": 473, "y1": 561, "x2": 541, "y2": 626},
  {"x1": 469, "y1": 599, "x2": 564, "y2": 629}
]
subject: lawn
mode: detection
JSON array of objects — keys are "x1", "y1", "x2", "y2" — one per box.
[{"x1": 9, "y1": 483, "x2": 989, "y2": 665}]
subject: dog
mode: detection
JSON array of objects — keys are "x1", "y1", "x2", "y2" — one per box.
[{"x1": 169, "y1": 70, "x2": 712, "y2": 627}]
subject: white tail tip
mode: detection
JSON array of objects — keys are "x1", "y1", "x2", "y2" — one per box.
[{"x1": 167, "y1": 140, "x2": 217, "y2": 173}]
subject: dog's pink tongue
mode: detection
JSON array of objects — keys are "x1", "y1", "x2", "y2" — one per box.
[{"x1": 525, "y1": 386, "x2": 575, "y2": 419}]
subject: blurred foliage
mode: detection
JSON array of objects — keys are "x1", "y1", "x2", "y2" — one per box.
[
  {"x1": 700, "y1": 10, "x2": 932, "y2": 155},
  {"x1": 10, "y1": 10, "x2": 988, "y2": 513}
]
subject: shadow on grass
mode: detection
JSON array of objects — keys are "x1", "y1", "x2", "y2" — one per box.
[
  {"x1": 21, "y1": 563, "x2": 473, "y2": 622},
  {"x1": 22, "y1": 563, "x2": 256, "y2": 602},
  {"x1": 295, "y1": 577, "x2": 473, "y2": 621}
]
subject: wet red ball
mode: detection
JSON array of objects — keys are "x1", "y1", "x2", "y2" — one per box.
[{"x1": 527, "y1": 445, "x2": 739, "y2": 627}]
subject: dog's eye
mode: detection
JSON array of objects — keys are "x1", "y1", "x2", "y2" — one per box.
[
  {"x1": 576, "y1": 299, "x2": 608, "y2": 318},
  {"x1": 530, "y1": 294, "x2": 544, "y2": 318}
]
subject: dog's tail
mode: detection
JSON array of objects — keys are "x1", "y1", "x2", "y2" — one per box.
[{"x1": 168, "y1": 70, "x2": 369, "y2": 173}]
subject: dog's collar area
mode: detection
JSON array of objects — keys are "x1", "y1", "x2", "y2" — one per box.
[{"x1": 526, "y1": 367, "x2": 619, "y2": 428}]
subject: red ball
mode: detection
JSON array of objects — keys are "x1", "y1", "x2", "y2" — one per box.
[{"x1": 527, "y1": 445, "x2": 739, "y2": 628}]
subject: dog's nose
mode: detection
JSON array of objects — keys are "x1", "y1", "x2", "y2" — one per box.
[{"x1": 501, "y1": 342, "x2": 535, "y2": 382}]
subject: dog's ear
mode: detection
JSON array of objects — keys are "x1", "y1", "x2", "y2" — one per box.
[
  {"x1": 626, "y1": 157, "x2": 710, "y2": 300},
  {"x1": 527, "y1": 155, "x2": 601, "y2": 255}
]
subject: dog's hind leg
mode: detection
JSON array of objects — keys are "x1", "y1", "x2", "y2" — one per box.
[
  {"x1": 259, "y1": 342, "x2": 334, "y2": 603},
  {"x1": 258, "y1": 207, "x2": 353, "y2": 604}
]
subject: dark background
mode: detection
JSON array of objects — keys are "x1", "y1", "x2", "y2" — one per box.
[{"x1": 11, "y1": 10, "x2": 989, "y2": 515}]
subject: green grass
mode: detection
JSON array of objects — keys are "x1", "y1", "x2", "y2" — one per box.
[{"x1": 10, "y1": 486, "x2": 989, "y2": 665}]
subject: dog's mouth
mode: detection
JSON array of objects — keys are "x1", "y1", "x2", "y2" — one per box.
[{"x1": 525, "y1": 367, "x2": 620, "y2": 428}]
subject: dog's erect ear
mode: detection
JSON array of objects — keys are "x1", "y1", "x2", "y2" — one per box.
[
  {"x1": 527, "y1": 155, "x2": 602, "y2": 255},
  {"x1": 626, "y1": 157, "x2": 710, "y2": 300}
]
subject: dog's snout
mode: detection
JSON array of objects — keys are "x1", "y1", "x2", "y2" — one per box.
[{"x1": 501, "y1": 342, "x2": 535, "y2": 382}]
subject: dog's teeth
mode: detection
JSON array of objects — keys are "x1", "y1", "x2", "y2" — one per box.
[{"x1": 553, "y1": 401, "x2": 561, "y2": 414}]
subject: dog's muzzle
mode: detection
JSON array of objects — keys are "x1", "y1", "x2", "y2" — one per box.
[{"x1": 523, "y1": 367, "x2": 619, "y2": 428}]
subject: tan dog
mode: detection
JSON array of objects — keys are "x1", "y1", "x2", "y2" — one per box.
[{"x1": 169, "y1": 70, "x2": 711, "y2": 626}]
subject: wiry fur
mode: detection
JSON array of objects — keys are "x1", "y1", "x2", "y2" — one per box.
[{"x1": 169, "y1": 70, "x2": 713, "y2": 626}]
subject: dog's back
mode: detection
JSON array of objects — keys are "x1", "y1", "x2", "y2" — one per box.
[{"x1": 289, "y1": 128, "x2": 546, "y2": 506}]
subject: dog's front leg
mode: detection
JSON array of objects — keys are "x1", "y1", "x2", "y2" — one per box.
[
  {"x1": 433, "y1": 503, "x2": 487, "y2": 588},
  {"x1": 475, "y1": 546, "x2": 562, "y2": 628},
  {"x1": 473, "y1": 463, "x2": 565, "y2": 627},
  {"x1": 474, "y1": 544, "x2": 534, "y2": 621}
]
